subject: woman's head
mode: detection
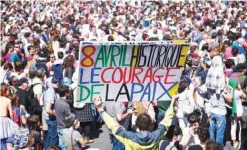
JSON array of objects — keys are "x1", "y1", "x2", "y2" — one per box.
[
  {"x1": 9, "y1": 76, "x2": 18, "y2": 86},
  {"x1": 27, "y1": 115, "x2": 40, "y2": 131},
  {"x1": 63, "y1": 55, "x2": 75, "y2": 69},
  {"x1": 9, "y1": 91, "x2": 19, "y2": 107},
  {"x1": 1, "y1": 83, "x2": 8, "y2": 96},
  {"x1": 166, "y1": 125, "x2": 182, "y2": 142}
]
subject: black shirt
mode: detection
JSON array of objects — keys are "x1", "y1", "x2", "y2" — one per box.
[{"x1": 16, "y1": 88, "x2": 29, "y2": 112}]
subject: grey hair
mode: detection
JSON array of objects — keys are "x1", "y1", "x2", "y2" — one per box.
[{"x1": 64, "y1": 113, "x2": 76, "y2": 128}]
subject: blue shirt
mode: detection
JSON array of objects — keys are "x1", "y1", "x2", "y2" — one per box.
[{"x1": 10, "y1": 52, "x2": 21, "y2": 63}]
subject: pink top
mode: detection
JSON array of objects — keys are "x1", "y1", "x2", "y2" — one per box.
[
  {"x1": 224, "y1": 69, "x2": 240, "y2": 83},
  {"x1": 224, "y1": 47, "x2": 233, "y2": 60},
  {"x1": 0, "y1": 96, "x2": 11, "y2": 117}
]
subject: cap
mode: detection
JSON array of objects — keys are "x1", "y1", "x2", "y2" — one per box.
[
  {"x1": 51, "y1": 77, "x2": 59, "y2": 84},
  {"x1": 17, "y1": 78, "x2": 28, "y2": 86}
]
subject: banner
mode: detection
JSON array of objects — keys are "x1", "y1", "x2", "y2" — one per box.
[{"x1": 77, "y1": 41, "x2": 189, "y2": 103}]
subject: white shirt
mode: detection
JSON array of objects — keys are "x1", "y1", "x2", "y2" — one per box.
[{"x1": 235, "y1": 90, "x2": 244, "y2": 117}]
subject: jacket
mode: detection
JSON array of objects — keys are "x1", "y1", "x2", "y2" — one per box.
[{"x1": 100, "y1": 105, "x2": 174, "y2": 150}]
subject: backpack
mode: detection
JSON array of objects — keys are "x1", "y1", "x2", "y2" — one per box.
[
  {"x1": 52, "y1": 64, "x2": 63, "y2": 83},
  {"x1": 13, "y1": 128, "x2": 30, "y2": 149},
  {"x1": 13, "y1": 108, "x2": 20, "y2": 127},
  {"x1": 27, "y1": 83, "x2": 43, "y2": 115}
]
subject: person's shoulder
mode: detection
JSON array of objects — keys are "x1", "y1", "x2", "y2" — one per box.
[
  {"x1": 188, "y1": 145, "x2": 203, "y2": 150},
  {"x1": 1, "y1": 96, "x2": 11, "y2": 103}
]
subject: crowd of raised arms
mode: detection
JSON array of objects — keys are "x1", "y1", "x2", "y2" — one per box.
[{"x1": 0, "y1": 0, "x2": 247, "y2": 150}]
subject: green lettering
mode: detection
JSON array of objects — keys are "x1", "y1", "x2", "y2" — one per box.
[
  {"x1": 110, "y1": 45, "x2": 121, "y2": 67},
  {"x1": 94, "y1": 45, "x2": 106, "y2": 67},
  {"x1": 90, "y1": 84, "x2": 104, "y2": 102},
  {"x1": 77, "y1": 85, "x2": 90, "y2": 102},
  {"x1": 121, "y1": 45, "x2": 130, "y2": 66}
]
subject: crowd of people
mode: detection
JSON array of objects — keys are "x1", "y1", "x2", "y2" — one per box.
[{"x1": 0, "y1": 0, "x2": 247, "y2": 150}]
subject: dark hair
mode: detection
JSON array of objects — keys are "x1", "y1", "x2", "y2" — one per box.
[
  {"x1": 29, "y1": 69, "x2": 37, "y2": 78},
  {"x1": 201, "y1": 43, "x2": 209, "y2": 51},
  {"x1": 108, "y1": 36, "x2": 114, "y2": 41},
  {"x1": 14, "y1": 62, "x2": 23, "y2": 72},
  {"x1": 9, "y1": 76, "x2": 18, "y2": 86},
  {"x1": 223, "y1": 40, "x2": 231, "y2": 46},
  {"x1": 36, "y1": 68, "x2": 46, "y2": 78},
  {"x1": 6, "y1": 43, "x2": 14, "y2": 51},
  {"x1": 166, "y1": 125, "x2": 182, "y2": 140},
  {"x1": 197, "y1": 127, "x2": 209, "y2": 143},
  {"x1": 63, "y1": 55, "x2": 75, "y2": 70},
  {"x1": 47, "y1": 145, "x2": 61, "y2": 150},
  {"x1": 225, "y1": 59, "x2": 235, "y2": 69},
  {"x1": 3, "y1": 63, "x2": 13, "y2": 71},
  {"x1": 1, "y1": 83, "x2": 8, "y2": 96},
  {"x1": 187, "y1": 109, "x2": 201, "y2": 124},
  {"x1": 206, "y1": 140, "x2": 223, "y2": 150},
  {"x1": 57, "y1": 85, "x2": 69, "y2": 97},
  {"x1": 27, "y1": 115, "x2": 40, "y2": 131},
  {"x1": 27, "y1": 45, "x2": 34, "y2": 52},
  {"x1": 58, "y1": 51, "x2": 64, "y2": 59},
  {"x1": 177, "y1": 78, "x2": 188, "y2": 93},
  {"x1": 9, "y1": 92, "x2": 19, "y2": 107},
  {"x1": 64, "y1": 113, "x2": 76, "y2": 128},
  {"x1": 136, "y1": 113, "x2": 154, "y2": 131},
  {"x1": 231, "y1": 47, "x2": 239, "y2": 56}
]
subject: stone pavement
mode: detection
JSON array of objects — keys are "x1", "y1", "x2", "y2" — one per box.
[{"x1": 86, "y1": 124, "x2": 112, "y2": 150}]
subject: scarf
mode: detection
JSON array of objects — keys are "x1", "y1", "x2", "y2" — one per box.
[
  {"x1": 228, "y1": 78, "x2": 238, "y2": 117},
  {"x1": 205, "y1": 56, "x2": 225, "y2": 94}
]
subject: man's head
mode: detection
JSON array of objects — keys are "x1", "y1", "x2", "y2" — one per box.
[
  {"x1": 57, "y1": 85, "x2": 69, "y2": 97},
  {"x1": 17, "y1": 77, "x2": 29, "y2": 90},
  {"x1": 58, "y1": 51, "x2": 64, "y2": 60},
  {"x1": 136, "y1": 113, "x2": 154, "y2": 131},
  {"x1": 188, "y1": 110, "x2": 201, "y2": 132},
  {"x1": 166, "y1": 125, "x2": 182, "y2": 142},
  {"x1": 205, "y1": 140, "x2": 223, "y2": 150},
  {"x1": 197, "y1": 127, "x2": 209, "y2": 144},
  {"x1": 225, "y1": 59, "x2": 235, "y2": 69},
  {"x1": 36, "y1": 68, "x2": 46, "y2": 79},
  {"x1": 51, "y1": 77, "x2": 59, "y2": 89}
]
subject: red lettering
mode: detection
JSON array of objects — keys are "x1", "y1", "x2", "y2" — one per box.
[
  {"x1": 101, "y1": 67, "x2": 113, "y2": 83},
  {"x1": 142, "y1": 67, "x2": 153, "y2": 84},
  {"x1": 164, "y1": 67, "x2": 180, "y2": 84},
  {"x1": 153, "y1": 68, "x2": 166, "y2": 82},
  {"x1": 123, "y1": 67, "x2": 133, "y2": 83},
  {"x1": 112, "y1": 67, "x2": 123, "y2": 83},
  {"x1": 131, "y1": 67, "x2": 143, "y2": 83}
]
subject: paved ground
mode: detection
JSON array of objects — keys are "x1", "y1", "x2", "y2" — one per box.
[{"x1": 86, "y1": 124, "x2": 112, "y2": 150}]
